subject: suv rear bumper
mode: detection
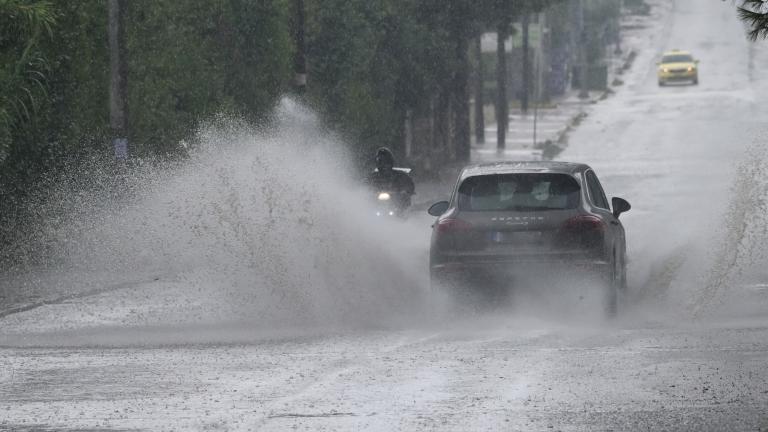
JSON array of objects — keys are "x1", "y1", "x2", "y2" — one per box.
[{"x1": 430, "y1": 256, "x2": 611, "y2": 279}]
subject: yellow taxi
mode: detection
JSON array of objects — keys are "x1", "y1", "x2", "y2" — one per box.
[{"x1": 657, "y1": 50, "x2": 699, "y2": 86}]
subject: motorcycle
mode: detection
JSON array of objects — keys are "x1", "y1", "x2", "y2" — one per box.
[{"x1": 369, "y1": 167, "x2": 413, "y2": 219}]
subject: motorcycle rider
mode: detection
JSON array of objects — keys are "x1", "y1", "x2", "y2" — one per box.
[{"x1": 366, "y1": 147, "x2": 415, "y2": 212}]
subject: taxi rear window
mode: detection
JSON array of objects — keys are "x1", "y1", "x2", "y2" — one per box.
[{"x1": 661, "y1": 54, "x2": 693, "y2": 63}]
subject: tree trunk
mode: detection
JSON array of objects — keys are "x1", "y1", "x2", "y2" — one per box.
[
  {"x1": 495, "y1": 20, "x2": 509, "y2": 151},
  {"x1": 292, "y1": 0, "x2": 307, "y2": 94},
  {"x1": 576, "y1": 0, "x2": 589, "y2": 99},
  {"x1": 521, "y1": 12, "x2": 531, "y2": 114},
  {"x1": 453, "y1": 34, "x2": 471, "y2": 163},
  {"x1": 108, "y1": 0, "x2": 128, "y2": 159},
  {"x1": 539, "y1": 11, "x2": 550, "y2": 103},
  {"x1": 434, "y1": 91, "x2": 450, "y2": 164},
  {"x1": 473, "y1": 36, "x2": 485, "y2": 144}
]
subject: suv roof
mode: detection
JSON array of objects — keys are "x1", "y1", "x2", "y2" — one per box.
[{"x1": 460, "y1": 161, "x2": 590, "y2": 179}]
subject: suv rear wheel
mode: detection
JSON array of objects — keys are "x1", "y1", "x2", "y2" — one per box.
[{"x1": 603, "y1": 258, "x2": 620, "y2": 317}]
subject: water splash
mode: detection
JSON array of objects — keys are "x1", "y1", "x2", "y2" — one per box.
[
  {"x1": 694, "y1": 143, "x2": 768, "y2": 315},
  {"x1": 1, "y1": 98, "x2": 430, "y2": 331}
]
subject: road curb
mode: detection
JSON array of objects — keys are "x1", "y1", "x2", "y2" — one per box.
[{"x1": 0, "y1": 276, "x2": 161, "y2": 320}]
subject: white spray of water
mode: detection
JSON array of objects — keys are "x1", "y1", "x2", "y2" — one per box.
[
  {"x1": 692, "y1": 143, "x2": 768, "y2": 315},
  {"x1": 3, "y1": 99, "x2": 433, "y2": 333}
]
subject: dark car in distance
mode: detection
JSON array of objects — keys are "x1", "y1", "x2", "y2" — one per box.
[{"x1": 427, "y1": 161, "x2": 631, "y2": 314}]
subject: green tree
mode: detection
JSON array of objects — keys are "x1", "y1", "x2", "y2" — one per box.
[
  {"x1": 1, "y1": 0, "x2": 292, "y2": 230},
  {"x1": 126, "y1": 0, "x2": 292, "y2": 155},
  {"x1": 488, "y1": 0, "x2": 562, "y2": 147},
  {"x1": 305, "y1": 0, "x2": 495, "y2": 166}
]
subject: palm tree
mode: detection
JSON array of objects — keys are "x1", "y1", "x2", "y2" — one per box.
[
  {"x1": 738, "y1": 0, "x2": 768, "y2": 41},
  {"x1": 0, "y1": 0, "x2": 55, "y2": 163}
]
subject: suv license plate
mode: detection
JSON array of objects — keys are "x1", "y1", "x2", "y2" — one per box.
[{"x1": 490, "y1": 231, "x2": 542, "y2": 244}]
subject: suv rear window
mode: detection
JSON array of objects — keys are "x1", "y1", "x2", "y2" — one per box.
[{"x1": 457, "y1": 173, "x2": 580, "y2": 211}]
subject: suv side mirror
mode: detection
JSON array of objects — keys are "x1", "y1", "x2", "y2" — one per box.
[
  {"x1": 428, "y1": 201, "x2": 450, "y2": 217},
  {"x1": 612, "y1": 197, "x2": 631, "y2": 218}
]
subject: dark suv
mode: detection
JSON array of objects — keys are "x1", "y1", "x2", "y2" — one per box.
[{"x1": 427, "y1": 161, "x2": 631, "y2": 314}]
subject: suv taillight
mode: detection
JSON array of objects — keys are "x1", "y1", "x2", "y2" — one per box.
[
  {"x1": 562, "y1": 215, "x2": 604, "y2": 231},
  {"x1": 436, "y1": 218, "x2": 472, "y2": 235},
  {"x1": 559, "y1": 215, "x2": 605, "y2": 250}
]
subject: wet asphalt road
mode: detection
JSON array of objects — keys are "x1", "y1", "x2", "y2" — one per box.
[{"x1": 1, "y1": 317, "x2": 767, "y2": 431}]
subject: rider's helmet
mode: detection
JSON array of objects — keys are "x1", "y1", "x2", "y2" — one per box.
[{"x1": 375, "y1": 147, "x2": 395, "y2": 172}]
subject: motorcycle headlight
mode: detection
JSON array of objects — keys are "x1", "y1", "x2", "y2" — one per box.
[{"x1": 378, "y1": 192, "x2": 391, "y2": 201}]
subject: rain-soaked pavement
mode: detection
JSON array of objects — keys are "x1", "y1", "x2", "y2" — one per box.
[
  {"x1": 3, "y1": 0, "x2": 768, "y2": 430},
  {"x1": 2, "y1": 318, "x2": 767, "y2": 431}
]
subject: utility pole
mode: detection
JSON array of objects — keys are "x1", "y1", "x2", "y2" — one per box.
[
  {"x1": 473, "y1": 36, "x2": 485, "y2": 145},
  {"x1": 292, "y1": 0, "x2": 307, "y2": 95},
  {"x1": 108, "y1": 0, "x2": 128, "y2": 160}
]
